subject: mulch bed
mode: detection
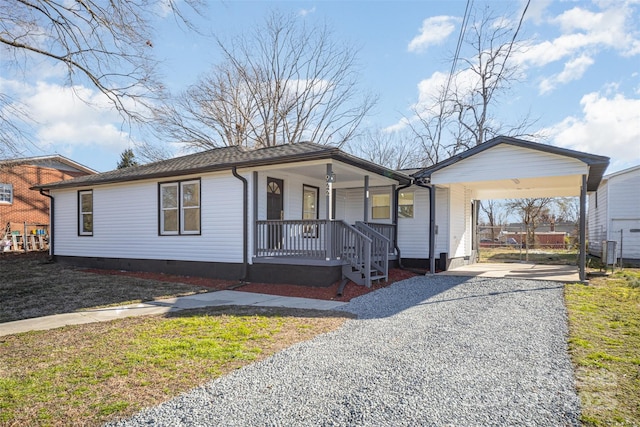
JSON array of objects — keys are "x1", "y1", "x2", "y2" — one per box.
[{"x1": 83, "y1": 267, "x2": 421, "y2": 302}]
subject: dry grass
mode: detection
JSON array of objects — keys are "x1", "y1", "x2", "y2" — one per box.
[
  {"x1": 566, "y1": 269, "x2": 640, "y2": 426},
  {"x1": 0, "y1": 253, "x2": 220, "y2": 323},
  {"x1": 478, "y1": 247, "x2": 578, "y2": 264}
]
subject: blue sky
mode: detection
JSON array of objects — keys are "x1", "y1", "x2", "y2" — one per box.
[{"x1": 2, "y1": 0, "x2": 639, "y2": 173}]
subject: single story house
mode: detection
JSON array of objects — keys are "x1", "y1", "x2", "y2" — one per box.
[
  {"x1": 588, "y1": 164, "x2": 640, "y2": 265},
  {"x1": 34, "y1": 136, "x2": 609, "y2": 284}
]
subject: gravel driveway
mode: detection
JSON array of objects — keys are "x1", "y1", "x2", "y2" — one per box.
[{"x1": 108, "y1": 275, "x2": 580, "y2": 426}]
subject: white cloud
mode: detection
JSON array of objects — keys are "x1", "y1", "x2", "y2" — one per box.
[
  {"x1": 408, "y1": 16, "x2": 459, "y2": 53},
  {"x1": 522, "y1": 0, "x2": 552, "y2": 24},
  {"x1": 4, "y1": 79, "x2": 132, "y2": 154},
  {"x1": 539, "y1": 54, "x2": 595, "y2": 94},
  {"x1": 544, "y1": 91, "x2": 640, "y2": 171},
  {"x1": 299, "y1": 7, "x2": 316, "y2": 17}
]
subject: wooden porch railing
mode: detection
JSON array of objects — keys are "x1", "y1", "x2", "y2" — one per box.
[
  {"x1": 255, "y1": 219, "x2": 390, "y2": 287},
  {"x1": 356, "y1": 222, "x2": 389, "y2": 282},
  {"x1": 255, "y1": 219, "x2": 329, "y2": 259},
  {"x1": 363, "y1": 222, "x2": 396, "y2": 248}
]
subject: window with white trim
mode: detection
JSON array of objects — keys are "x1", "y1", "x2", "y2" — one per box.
[
  {"x1": 160, "y1": 180, "x2": 200, "y2": 235},
  {"x1": 0, "y1": 183, "x2": 12, "y2": 204},
  {"x1": 398, "y1": 191, "x2": 414, "y2": 218},
  {"x1": 372, "y1": 194, "x2": 390, "y2": 219},
  {"x1": 78, "y1": 190, "x2": 93, "y2": 235}
]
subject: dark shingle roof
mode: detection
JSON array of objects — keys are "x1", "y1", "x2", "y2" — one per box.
[
  {"x1": 412, "y1": 136, "x2": 610, "y2": 191},
  {"x1": 34, "y1": 142, "x2": 411, "y2": 190}
]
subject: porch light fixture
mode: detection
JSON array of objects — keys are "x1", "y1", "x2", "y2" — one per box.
[{"x1": 326, "y1": 173, "x2": 336, "y2": 183}]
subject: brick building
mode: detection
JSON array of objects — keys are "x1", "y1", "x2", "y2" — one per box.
[{"x1": 1, "y1": 155, "x2": 95, "y2": 237}]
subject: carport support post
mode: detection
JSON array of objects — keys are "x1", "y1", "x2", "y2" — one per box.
[{"x1": 579, "y1": 174, "x2": 587, "y2": 281}]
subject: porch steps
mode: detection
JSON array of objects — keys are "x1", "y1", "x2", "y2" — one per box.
[{"x1": 341, "y1": 264, "x2": 386, "y2": 288}]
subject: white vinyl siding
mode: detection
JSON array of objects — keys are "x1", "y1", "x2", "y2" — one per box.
[
  {"x1": 589, "y1": 166, "x2": 640, "y2": 260},
  {"x1": 448, "y1": 184, "x2": 470, "y2": 258},
  {"x1": 53, "y1": 173, "x2": 244, "y2": 263},
  {"x1": 431, "y1": 144, "x2": 588, "y2": 185},
  {"x1": 256, "y1": 172, "x2": 327, "y2": 221},
  {"x1": 397, "y1": 187, "x2": 428, "y2": 258}
]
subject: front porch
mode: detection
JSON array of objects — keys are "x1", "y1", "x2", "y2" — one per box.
[{"x1": 252, "y1": 219, "x2": 397, "y2": 287}]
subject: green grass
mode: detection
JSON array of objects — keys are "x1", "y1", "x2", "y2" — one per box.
[
  {"x1": 565, "y1": 269, "x2": 640, "y2": 426},
  {"x1": 478, "y1": 247, "x2": 578, "y2": 264},
  {"x1": 0, "y1": 306, "x2": 348, "y2": 426}
]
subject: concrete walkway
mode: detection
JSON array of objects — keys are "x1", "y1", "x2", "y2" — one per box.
[{"x1": 0, "y1": 290, "x2": 347, "y2": 337}]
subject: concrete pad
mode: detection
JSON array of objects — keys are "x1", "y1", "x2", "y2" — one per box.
[{"x1": 438, "y1": 262, "x2": 581, "y2": 283}]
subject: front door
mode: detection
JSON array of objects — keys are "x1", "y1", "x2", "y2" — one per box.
[{"x1": 267, "y1": 177, "x2": 284, "y2": 249}]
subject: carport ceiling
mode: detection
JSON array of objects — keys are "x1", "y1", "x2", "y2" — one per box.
[{"x1": 455, "y1": 175, "x2": 584, "y2": 200}]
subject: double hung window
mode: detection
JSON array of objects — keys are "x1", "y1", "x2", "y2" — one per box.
[
  {"x1": 0, "y1": 184, "x2": 12, "y2": 204},
  {"x1": 398, "y1": 191, "x2": 414, "y2": 218},
  {"x1": 160, "y1": 180, "x2": 200, "y2": 235},
  {"x1": 372, "y1": 194, "x2": 390, "y2": 219},
  {"x1": 78, "y1": 190, "x2": 93, "y2": 235}
]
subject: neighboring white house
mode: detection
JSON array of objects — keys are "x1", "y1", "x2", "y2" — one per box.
[
  {"x1": 34, "y1": 137, "x2": 610, "y2": 285},
  {"x1": 588, "y1": 165, "x2": 640, "y2": 265}
]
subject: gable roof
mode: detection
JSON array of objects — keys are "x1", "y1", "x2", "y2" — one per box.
[
  {"x1": 33, "y1": 142, "x2": 411, "y2": 190},
  {"x1": 412, "y1": 136, "x2": 610, "y2": 191},
  {"x1": 0, "y1": 154, "x2": 96, "y2": 175},
  {"x1": 601, "y1": 164, "x2": 640, "y2": 182}
]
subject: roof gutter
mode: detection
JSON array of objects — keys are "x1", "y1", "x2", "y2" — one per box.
[
  {"x1": 232, "y1": 167, "x2": 248, "y2": 282},
  {"x1": 393, "y1": 181, "x2": 413, "y2": 269},
  {"x1": 414, "y1": 179, "x2": 436, "y2": 274},
  {"x1": 38, "y1": 189, "x2": 54, "y2": 260}
]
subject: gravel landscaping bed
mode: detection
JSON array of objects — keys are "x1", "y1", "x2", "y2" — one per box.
[{"x1": 108, "y1": 275, "x2": 580, "y2": 426}]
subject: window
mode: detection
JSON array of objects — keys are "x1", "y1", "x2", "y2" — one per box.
[
  {"x1": 159, "y1": 180, "x2": 200, "y2": 235},
  {"x1": 302, "y1": 185, "x2": 319, "y2": 237},
  {"x1": 0, "y1": 183, "x2": 12, "y2": 204},
  {"x1": 302, "y1": 185, "x2": 318, "y2": 220},
  {"x1": 78, "y1": 190, "x2": 93, "y2": 236},
  {"x1": 372, "y1": 194, "x2": 390, "y2": 219},
  {"x1": 398, "y1": 191, "x2": 414, "y2": 218}
]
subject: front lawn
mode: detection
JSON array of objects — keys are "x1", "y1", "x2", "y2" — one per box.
[
  {"x1": 565, "y1": 269, "x2": 640, "y2": 426},
  {"x1": 0, "y1": 306, "x2": 350, "y2": 426}
]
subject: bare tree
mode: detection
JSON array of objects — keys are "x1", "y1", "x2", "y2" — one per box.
[
  {"x1": 155, "y1": 10, "x2": 376, "y2": 150},
  {"x1": 479, "y1": 200, "x2": 506, "y2": 241},
  {"x1": 346, "y1": 129, "x2": 421, "y2": 171},
  {"x1": 506, "y1": 197, "x2": 551, "y2": 247},
  {"x1": 0, "y1": 0, "x2": 203, "y2": 157},
  {"x1": 407, "y1": 3, "x2": 536, "y2": 162}
]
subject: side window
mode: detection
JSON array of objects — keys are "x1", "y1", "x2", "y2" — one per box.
[
  {"x1": 181, "y1": 181, "x2": 200, "y2": 234},
  {"x1": 159, "y1": 180, "x2": 200, "y2": 235},
  {"x1": 372, "y1": 194, "x2": 390, "y2": 220},
  {"x1": 302, "y1": 185, "x2": 319, "y2": 220},
  {"x1": 160, "y1": 183, "x2": 179, "y2": 234},
  {"x1": 78, "y1": 190, "x2": 93, "y2": 236},
  {"x1": 398, "y1": 191, "x2": 414, "y2": 218},
  {"x1": 0, "y1": 183, "x2": 13, "y2": 204}
]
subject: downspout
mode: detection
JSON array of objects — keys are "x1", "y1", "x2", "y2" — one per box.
[
  {"x1": 232, "y1": 167, "x2": 248, "y2": 282},
  {"x1": 393, "y1": 181, "x2": 413, "y2": 269},
  {"x1": 39, "y1": 189, "x2": 54, "y2": 260},
  {"x1": 415, "y1": 179, "x2": 436, "y2": 274}
]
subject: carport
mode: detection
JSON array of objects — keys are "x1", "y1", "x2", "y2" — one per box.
[{"x1": 412, "y1": 136, "x2": 610, "y2": 281}]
